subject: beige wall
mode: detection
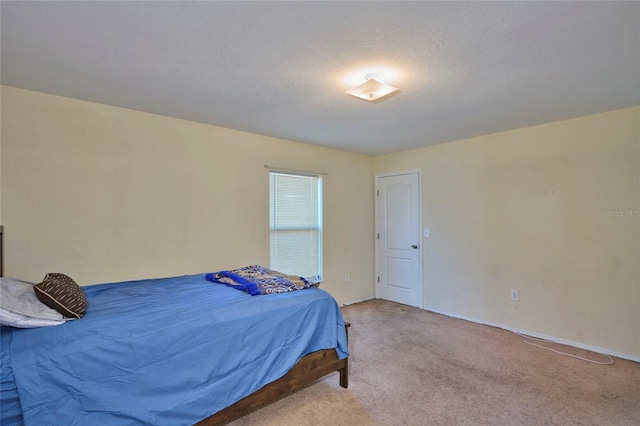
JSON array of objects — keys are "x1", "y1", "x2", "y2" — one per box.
[
  {"x1": 374, "y1": 107, "x2": 640, "y2": 358},
  {"x1": 0, "y1": 86, "x2": 375, "y2": 305},
  {"x1": 3, "y1": 85, "x2": 638, "y2": 358}
]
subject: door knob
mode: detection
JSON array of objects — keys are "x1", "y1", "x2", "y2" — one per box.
[{"x1": 411, "y1": 244, "x2": 419, "y2": 249}]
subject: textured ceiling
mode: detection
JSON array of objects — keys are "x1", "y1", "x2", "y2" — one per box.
[{"x1": 1, "y1": 1, "x2": 638, "y2": 155}]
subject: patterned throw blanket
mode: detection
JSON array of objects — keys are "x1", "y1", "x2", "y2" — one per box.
[{"x1": 205, "y1": 265, "x2": 319, "y2": 296}]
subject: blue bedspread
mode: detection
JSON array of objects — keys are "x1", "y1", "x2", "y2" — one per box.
[{"x1": 1, "y1": 274, "x2": 348, "y2": 426}]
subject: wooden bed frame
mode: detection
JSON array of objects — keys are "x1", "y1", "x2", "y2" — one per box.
[
  {"x1": 197, "y1": 323, "x2": 350, "y2": 425},
  {"x1": 0, "y1": 225, "x2": 4, "y2": 277}
]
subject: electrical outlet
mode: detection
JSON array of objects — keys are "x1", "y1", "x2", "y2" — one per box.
[
  {"x1": 344, "y1": 274, "x2": 350, "y2": 282},
  {"x1": 511, "y1": 290, "x2": 519, "y2": 301}
]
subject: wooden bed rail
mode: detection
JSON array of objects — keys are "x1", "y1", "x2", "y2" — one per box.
[
  {"x1": 198, "y1": 322, "x2": 350, "y2": 425},
  {"x1": 0, "y1": 225, "x2": 3, "y2": 277}
]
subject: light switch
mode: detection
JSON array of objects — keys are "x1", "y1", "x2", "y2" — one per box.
[{"x1": 424, "y1": 228, "x2": 430, "y2": 238}]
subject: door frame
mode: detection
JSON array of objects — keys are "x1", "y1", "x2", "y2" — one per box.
[{"x1": 374, "y1": 169, "x2": 423, "y2": 308}]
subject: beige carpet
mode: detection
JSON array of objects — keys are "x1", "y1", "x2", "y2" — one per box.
[{"x1": 230, "y1": 299, "x2": 640, "y2": 426}]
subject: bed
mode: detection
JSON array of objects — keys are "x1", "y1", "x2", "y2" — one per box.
[{"x1": 0, "y1": 272, "x2": 349, "y2": 425}]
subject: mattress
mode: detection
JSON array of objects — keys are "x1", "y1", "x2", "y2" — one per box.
[{"x1": 0, "y1": 273, "x2": 348, "y2": 425}]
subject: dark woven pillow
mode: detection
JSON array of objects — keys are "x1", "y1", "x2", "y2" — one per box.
[{"x1": 34, "y1": 273, "x2": 87, "y2": 319}]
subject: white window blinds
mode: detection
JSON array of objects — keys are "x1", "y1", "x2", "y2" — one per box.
[{"x1": 269, "y1": 171, "x2": 323, "y2": 282}]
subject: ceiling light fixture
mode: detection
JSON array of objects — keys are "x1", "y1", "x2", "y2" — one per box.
[{"x1": 345, "y1": 73, "x2": 398, "y2": 102}]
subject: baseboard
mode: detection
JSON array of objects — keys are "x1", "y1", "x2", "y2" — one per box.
[
  {"x1": 341, "y1": 296, "x2": 375, "y2": 307},
  {"x1": 425, "y1": 308, "x2": 640, "y2": 364}
]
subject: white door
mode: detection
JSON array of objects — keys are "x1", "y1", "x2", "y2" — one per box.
[{"x1": 375, "y1": 171, "x2": 422, "y2": 308}]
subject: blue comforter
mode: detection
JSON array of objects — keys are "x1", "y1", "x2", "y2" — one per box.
[{"x1": 1, "y1": 274, "x2": 348, "y2": 425}]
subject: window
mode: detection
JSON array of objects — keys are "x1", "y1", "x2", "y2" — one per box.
[{"x1": 269, "y1": 171, "x2": 323, "y2": 282}]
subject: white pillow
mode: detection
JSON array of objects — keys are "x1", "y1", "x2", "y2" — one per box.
[{"x1": 0, "y1": 277, "x2": 67, "y2": 328}]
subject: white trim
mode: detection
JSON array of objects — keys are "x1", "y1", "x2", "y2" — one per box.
[
  {"x1": 375, "y1": 177, "x2": 379, "y2": 301},
  {"x1": 341, "y1": 296, "x2": 375, "y2": 307},
  {"x1": 374, "y1": 169, "x2": 423, "y2": 309},
  {"x1": 375, "y1": 168, "x2": 423, "y2": 179},
  {"x1": 425, "y1": 308, "x2": 640, "y2": 363},
  {"x1": 264, "y1": 165, "x2": 328, "y2": 176}
]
